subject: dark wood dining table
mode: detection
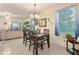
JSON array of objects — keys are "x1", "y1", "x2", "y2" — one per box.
[{"x1": 33, "y1": 34, "x2": 50, "y2": 55}]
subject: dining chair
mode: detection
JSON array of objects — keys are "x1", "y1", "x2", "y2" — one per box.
[
  {"x1": 25, "y1": 30, "x2": 31, "y2": 46},
  {"x1": 29, "y1": 35, "x2": 44, "y2": 54},
  {"x1": 28, "y1": 30, "x2": 37, "y2": 50},
  {"x1": 27, "y1": 30, "x2": 50, "y2": 55},
  {"x1": 36, "y1": 29, "x2": 41, "y2": 35},
  {"x1": 22, "y1": 30, "x2": 26, "y2": 44},
  {"x1": 44, "y1": 29, "x2": 49, "y2": 35},
  {"x1": 22, "y1": 30, "x2": 31, "y2": 46},
  {"x1": 41, "y1": 29, "x2": 50, "y2": 48},
  {"x1": 27, "y1": 30, "x2": 42, "y2": 54}
]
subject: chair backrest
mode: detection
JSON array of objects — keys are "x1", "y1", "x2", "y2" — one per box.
[
  {"x1": 36, "y1": 29, "x2": 41, "y2": 35},
  {"x1": 23, "y1": 30, "x2": 26, "y2": 37},
  {"x1": 29, "y1": 30, "x2": 36, "y2": 41},
  {"x1": 22, "y1": 30, "x2": 30, "y2": 39},
  {"x1": 26, "y1": 30, "x2": 30, "y2": 39},
  {"x1": 44, "y1": 29, "x2": 49, "y2": 35}
]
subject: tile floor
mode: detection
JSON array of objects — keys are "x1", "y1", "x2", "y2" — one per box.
[{"x1": 0, "y1": 38, "x2": 70, "y2": 55}]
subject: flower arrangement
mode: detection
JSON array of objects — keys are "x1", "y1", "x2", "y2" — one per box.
[{"x1": 23, "y1": 21, "x2": 30, "y2": 31}]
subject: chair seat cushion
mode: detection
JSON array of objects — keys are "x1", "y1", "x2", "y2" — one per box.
[
  {"x1": 75, "y1": 44, "x2": 79, "y2": 50},
  {"x1": 43, "y1": 37, "x2": 47, "y2": 39},
  {"x1": 38, "y1": 39, "x2": 46, "y2": 43}
]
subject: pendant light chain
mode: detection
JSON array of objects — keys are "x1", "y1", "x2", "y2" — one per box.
[
  {"x1": 34, "y1": 4, "x2": 36, "y2": 18},
  {"x1": 30, "y1": 4, "x2": 40, "y2": 18}
]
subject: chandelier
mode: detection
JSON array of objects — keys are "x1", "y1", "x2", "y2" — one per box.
[{"x1": 30, "y1": 4, "x2": 40, "y2": 19}]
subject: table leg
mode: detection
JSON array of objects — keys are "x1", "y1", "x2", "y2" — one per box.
[
  {"x1": 41, "y1": 42, "x2": 43, "y2": 50},
  {"x1": 36, "y1": 49, "x2": 38, "y2": 55},
  {"x1": 66, "y1": 40, "x2": 68, "y2": 51},
  {"x1": 47, "y1": 35, "x2": 50, "y2": 48},
  {"x1": 73, "y1": 43, "x2": 75, "y2": 55},
  {"x1": 35, "y1": 39, "x2": 38, "y2": 55},
  {"x1": 33, "y1": 41, "x2": 35, "y2": 55},
  {"x1": 36, "y1": 43, "x2": 38, "y2": 55}
]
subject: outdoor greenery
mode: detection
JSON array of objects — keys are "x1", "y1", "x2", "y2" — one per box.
[{"x1": 58, "y1": 8, "x2": 75, "y2": 35}]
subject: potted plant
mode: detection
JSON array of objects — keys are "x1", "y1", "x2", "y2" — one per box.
[
  {"x1": 65, "y1": 33, "x2": 73, "y2": 41},
  {"x1": 23, "y1": 21, "x2": 30, "y2": 31}
]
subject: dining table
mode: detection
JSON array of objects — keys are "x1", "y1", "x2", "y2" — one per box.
[{"x1": 32, "y1": 33, "x2": 50, "y2": 55}]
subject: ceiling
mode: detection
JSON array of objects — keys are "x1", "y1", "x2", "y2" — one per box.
[
  {"x1": 0, "y1": 3, "x2": 55, "y2": 18},
  {"x1": 0, "y1": 3, "x2": 57, "y2": 14},
  {"x1": 0, "y1": 3, "x2": 74, "y2": 19},
  {"x1": 0, "y1": 3, "x2": 57, "y2": 19}
]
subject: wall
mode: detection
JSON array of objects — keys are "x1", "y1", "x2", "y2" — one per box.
[{"x1": 39, "y1": 3, "x2": 74, "y2": 47}]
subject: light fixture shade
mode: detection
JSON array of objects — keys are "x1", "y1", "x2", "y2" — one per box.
[
  {"x1": 35, "y1": 14, "x2": 38, "y2": 17},
  {"x1": 30, "y1": 14, "x2": 40, "y2": 18},
  {"x1": 30, "y1": 14, "x2": 33, "y2": 18}
]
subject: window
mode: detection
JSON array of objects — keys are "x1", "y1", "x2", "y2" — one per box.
[
  {"x1": 56, "y1": 8, "x2": 75, "y2": 36},
  {"x1": 11, "y1": 21, "x2": 22, "y2": 31}
]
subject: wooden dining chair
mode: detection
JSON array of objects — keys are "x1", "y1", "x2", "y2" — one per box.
[
  {"x1": 44, "y1": 29, "x2": 49, "y2": 35},
  {"x1": 42, "y1": 29, "x2": 50, "y2": 48},
  {"x1": 22, "y1": 30, "x2": 26, "y2": 44},
  {"x1": 36, "y1": 29, "x2": 41, "y2": 35},
  {"x1": 27, "y1": 30, "x2": 43, "y2": 54},
  {"x1": 25, "y1": 30, "x2": 31, "y2": 46},
  {"x1": 22, "y1": 30, "x2": 31, "y2": 46},
  {"x1": 29, "y1": 34, "x2": 45, "y2": 54}
]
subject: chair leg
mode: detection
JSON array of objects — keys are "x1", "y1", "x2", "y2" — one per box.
[
  {"x1": 47, "y1": 35, "x2": 50, "y2": 48},
  {"x1": 36, "y1": 45, "x2": 38, "y2": 55},
  {"x1": 29, "y1": 40, "x2": 31, "y2": 50},
  {"x1": 33, "y1": 43, "x2": 35, "y2": 55},
  {"x1": 23, "y1": 37, "x2": 25, "y2": 44},
  {"x1": 25, "y1": 37, "x2": 27, "y2": 46},
  {"x1": 33, "y1": 48, "x2": 35, "y2": 55},
  {"x1": 41, "y1": 42, "x2": 43, "y2": 50}
]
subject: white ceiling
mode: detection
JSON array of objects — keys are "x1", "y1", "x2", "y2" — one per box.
[
  {"x1": 0, "y1": 3, "x2": 57, "y2": 14},
  {"x1": 0, "y1": 3, "x2": 57, "y2": 19}
]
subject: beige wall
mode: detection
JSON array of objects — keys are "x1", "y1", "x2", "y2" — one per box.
[{"x1": 39, "y1": 3, "x2": 74, "y2": 47}]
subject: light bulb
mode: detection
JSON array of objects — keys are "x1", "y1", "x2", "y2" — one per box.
[
  {"x1": 30, "y1": 14, "x2": 33, "y2": 18},
  {"x1": 35, "y1": 14, "x2": 38, "y2": 18}
]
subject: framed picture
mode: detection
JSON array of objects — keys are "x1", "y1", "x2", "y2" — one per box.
[{"x1": 39, "y1": 18, "x2": 47, "y2": 27}]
